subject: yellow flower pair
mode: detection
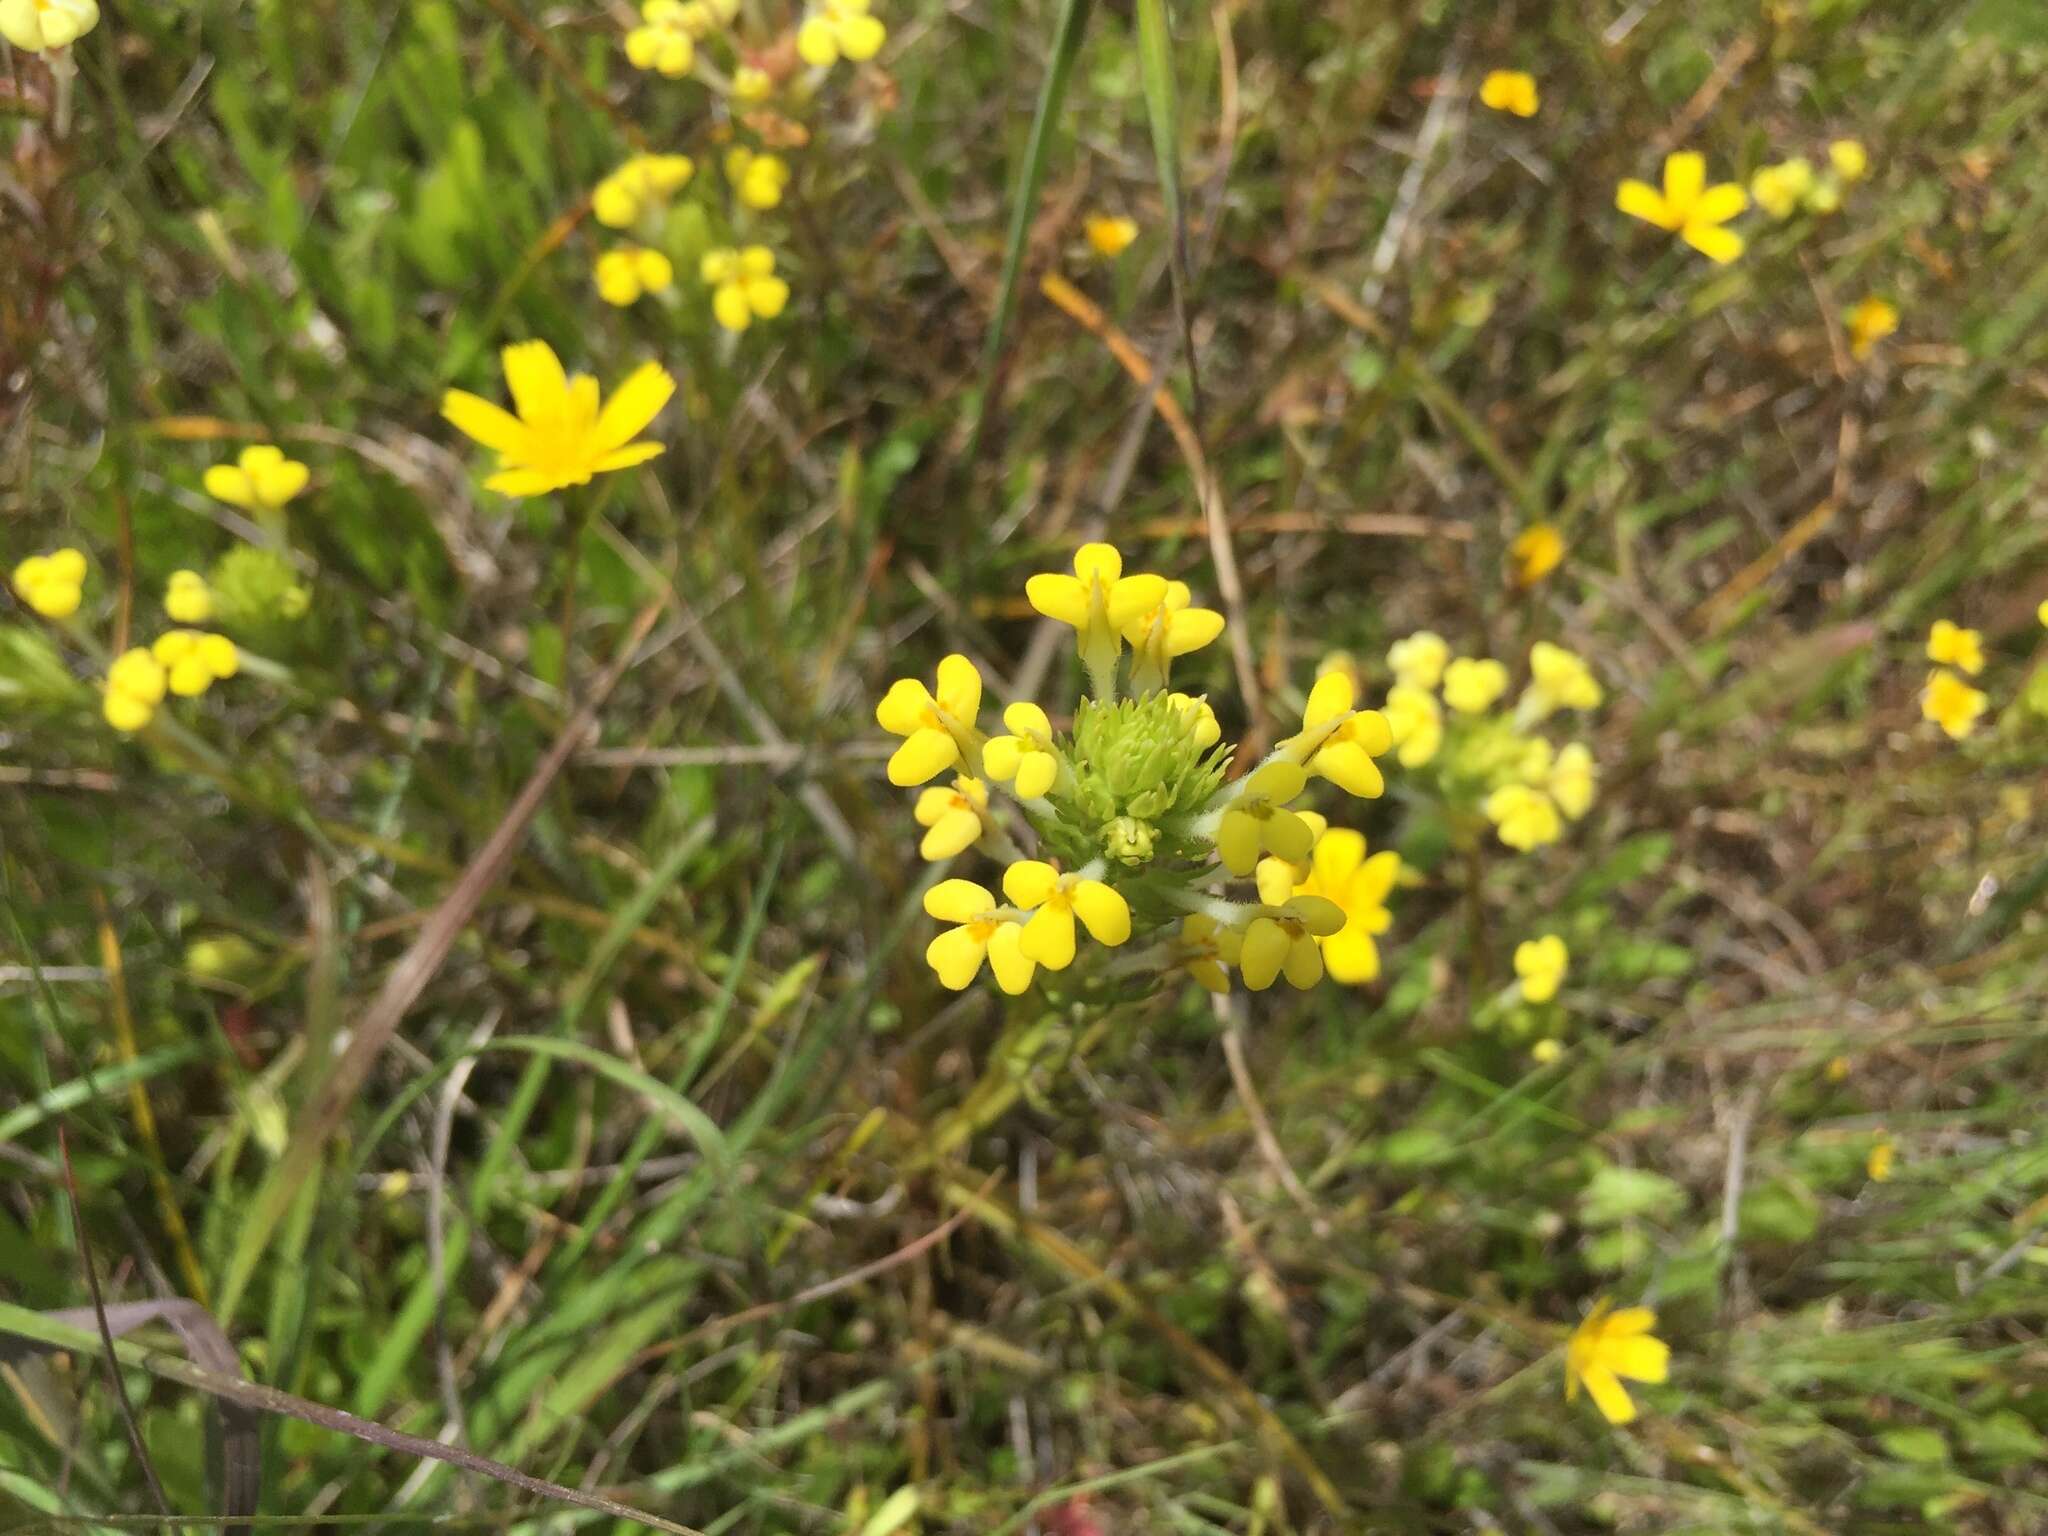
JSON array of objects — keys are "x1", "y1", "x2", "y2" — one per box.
[{"x1": 923, "y1": 861, "x2": 1130, "y2": 990}]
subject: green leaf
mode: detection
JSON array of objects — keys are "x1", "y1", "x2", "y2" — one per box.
[
  {"x1": 1878, "y1": 1427, "x2": 1950, "y2": 1465},
  {"x1": 1737, "y1": 1177, "x2": 1820, "y2": 1244},
  {"x1": 1132, "y1": 0, "x2": 1202, "y2": 421},
  {"x1": 1578, "y1": 1164, "x2": 1688, "y2": 1226}
]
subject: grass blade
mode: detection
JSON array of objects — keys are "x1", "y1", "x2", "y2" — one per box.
[{"x1": 1133, "y1": 0, "x2": 1204, "y2": 427}]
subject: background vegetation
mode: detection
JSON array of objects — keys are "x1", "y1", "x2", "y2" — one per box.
[{"x1": 6, "y1": 0, "x2": 2048, "y2": 1531}]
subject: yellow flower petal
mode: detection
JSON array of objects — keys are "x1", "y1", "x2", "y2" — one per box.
[
  {"x1": 1682, "y1": 222, "x2": 1745, "y2": 264},
  {"x1": 1001, "y1": 860, "x2": 1060, "y2": 910},
  {"x1": 1019, "y1": 902, "x2": 1077, "y2": 969},
  {"x1": 1661, "y1": 151, "x2": 1706, "y2": 216},
  {"x1": 1025, "y1": 572, "x2": 1088, "y2": 627},
  {"x1": 1070, "y1": 881, "x2": 1130, "y2": 946},
  {"x1": 1615, "y1": 179, "x2": 1674, "y2": 231},
  {"x1": 887, "y1": 727, "x2": 958, "y2": 786},
  {"x1": 926, "y1": 925, "x2": 989, "y2": 990},
  {"x1": 876, "y1": 678, "x2": 934, "y2": 736},
  {"x1": 501, "y1": 340, "x2": 569, "y2": 422},
  {"x1": 593, "y1": 362, "x2": 676, "y2": 454},
  {"x1": 986, "y1": 922, "x2": 1037, "y2": 994},
  {"x1": 442, "y1": 389, "x2": 528, "y2": 452},
  {"x1": 924, "y1": 878, "x2": 995, "y2": 924},
  {"x1": 1579, "y1": 1363, "x2": 1637, "y2": 1425},
  {"x1": 1014, "y1": 753, "x2": 1057, "y2": 799}
]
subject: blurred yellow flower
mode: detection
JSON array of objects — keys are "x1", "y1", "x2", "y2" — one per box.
[
  {"x1": 1509, "y1": 522, "x2": 1565, "y2": 587},
  {"x1": 1485, "y1": 782, "x2": 1563, "y2": 851},
  {"x1": 875, "y1": 652, "x2": 982, "y2": 786},
  {"x1": 1846, "y1": 296, "x2": 1898, "y2": 360},
  {"x1": 0, "y1": 0, "x2": 98, "y2": 51},
  {"x1": 593, "y1": 153, "x2": 694, "y2": 228},
  {"x1": 1478, "y1": 69, "x2": 1538, "y2": 117},
  {"x1": 1565, "y1": 1299, "x2": 1669, "y2": 1425},
  {"x1": 1003, "y1": 860, "x2": 1131, "y2": 970},
  {"x1": 1514, "y1": 933, "x2": 1568, "y2": 1003},
  {"x1": 1295, "y1": 828, "x2": 1399, "y2": 984},
  {"x1": 797, "y1": 0, "x2": 885, "y2": 68},
  {"x1": 595, "y1": 246, "x2": 676, "y2": 307},
  {"x1": 1750, "y1": 157, "x2": 1814, "y2": 219},
  {"x1": 164, "y1": 569, "x2": 212, "y2": 623},
  {"x1": 441, "y1": 341, "x2": 674, "y2": 497},
  {"x1": 1282, "y1": 671, "x2": 1393, "y2": 798},
  {"x1": 1443, "y1": 656, "x2": 1509, "y2": 715},
  {"x1": 982, "y1": 702, "x2": 1060, "y2": 799},
  {"x1": 913, "y1": 775, "x2": 988, "y2": 859},
  {"x1": 1549, "y1": 741, "x2": 1596, "y2": 820},
  {"x1": 1531, "y1": 1038, "x2": 1563, "y2": 1064},
  {"x1": 1215, "y1": 761, "x2": 1313, "y2": 876},
  {"x1": 732, "y1": 64, "x2": 773, "y2": 102},
  {"x1": 11, "y1": 548, "x2": 87, "y2": 620},
  {"x1": 701, "y1": 245, "x2": 790, "y2": 331},
  {"x1": 1523, "y1": 641, "x2": 1603, "y2": 718},
  {"x1": 1926, "y1": 619, "x2": 1984, "y2": 676},
  {"x1": 1122, "y1": 580, "x2": 1224, "y2": 690},
  {"x1": 1828, "y1": 138, "x2": 1869, "y2": 182},
  {"x1": 205, "y1": 445, "x2": 309, "y2": 514},
  {"x1": 923, "y1": 879, "x2": 1035, "y2": 993},
  {"x1": 1387, "y1": 631, "x2": 1449, "y2": 691},
  {"x1": 1174, "y1": 914, "x2": 1231, "y2": 994},
  {"x1": 103, "y1": 647, "x2": 167, "y2": 733},
  {"x1": 1616, "y1": 151, "x2": 1748, "y2": 264},
  {"x1": 151, "y1": 629, "x2": 239, "y2": 697},
  {"x1": 625, "y1": 0, "x2": 698, "y2": 75},
  {"x1": 1238, "y1": 858, "x2": 1346, "y2": 991},
  {"x1": 1866, "y1": 1138, "x2": 1895, "y2": 1182},
  {"x1": 1921, "y1": 669, "x2": 1987, "y2": 740},
  {"x1": 1382, "y1": 682, "x2": 1442, "y2": 768},
  {"x1": 725, "y1": 147, "x2": 791, "y2": 210},
  {"x1": 1084, "y1": 214, "x2": 1138, "y2": 258}
]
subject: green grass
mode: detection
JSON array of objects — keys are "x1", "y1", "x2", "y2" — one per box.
[{"x1": 6, "y1": 0, "x2": 2048, "y2": 1532}]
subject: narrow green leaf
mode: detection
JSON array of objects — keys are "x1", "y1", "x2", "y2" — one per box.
[{"x1": 1133, "y1": 0, "x2": 1204, "y2": 425}]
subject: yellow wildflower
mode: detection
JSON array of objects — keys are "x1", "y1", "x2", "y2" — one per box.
[
  {"x1": 1174, "y1": 914, "x2": 1231, "y2": 995},
  {"x1": 11, "y1": 548, "x2": 87, "y2": 620},
  {"x1": 1084, "y1": 214, "x2": 1138, "y2": 258},
  {"x1": 1549, "y1": 741, "x2": 1596, "y2": 820},
  {"x1": 441, "y1": 341, "x2": 674, "y2": 497},
  {"x1": 796, "y1": 0, "x2": 885, "y2": 68},
  {"x1": 164, "y1": 570, "x2": 212, "y2": 624},
  {"x1": 593, "y1": 154, "x2": 695, "y2": 228},
  {"x1": 923, "y1": 879, "x2": 1036, "y2": 994},
  {"x1": 1866, "y1": 1138, "x2": 1895, "y2": 1182},
  {"x1": 150, "y1": 630, "x2": 238, "y2": 697},
  {"x1": 625, "y1": 0, "x2": 698, "y2": 76},
  {"x1": 1509, "y1": 523, "x2": 1565, "y2": 588},
  {"x1": 1295, "y1": 828, "x2": 1399, "y2": 984},
  {"x1": 1926, "y1": 619, "x2": 1984, "y2": 677},
  {"x1": 1122, "y1": 579, "x2": 1225, "y2": 692},
  {"x1": 1026, "y1": 542, "x2": 1167, "y2": 687},
  {"x1": 1002, "y1": 860, "x2": 1131, "y2": 970},
  {"x1": 1514, "y1": 934, "x2": 1568, "y2": 1003},
  {"x1": 1279, "y1": 672, "x2": 1393, "y2": 798},
  {"x1": 2037, "y1": 598, "x2": 2047, "y2": 628},
  {"x1": 1828, "y1": 138, "x2": 1868, "y2": 182},
  {"x1": 0, "y1": 0, "x2": 98, "y2": 51},
  {"x1": 1531, "y1": 1038, "x2": 1563, "y2": 1064},
  {"x1": 1442, "y1": 656, "x2": 1509, "y2": 715},
  {"x1": 204, "y1": 445, "x2": 309, "y2": 514},
  {"x1": 1565, "y1": 1299, "x2": 1670, "y2": 1425},
  {"x1": 701, "y1": 246, "x2": 790, "y2": 332},
  {"x1": 982, "y1": 702, "x2": 1060, "y2": 799},
  {"x1": 732, "y1": 64, "x2": 773, "y2": 102},
  {"x1": 1382, "y1": 683, "x2": 1442, "y2": 768},
  {"x1": 1168, "y1": 691, "x2": 1222, "y2": 750},
  {"x1": 1749, "y1": 157, "x2": 1814, "y2": 220},
  {"x1": 725, "y1": 147, "x2": 791, "y2": 211},
  {"x1": 1921, "y1": 669, "x2": 1987, "y2": 740},
  {"x1": 1477, "y1": 69, "x2": 1538, "y2": 117},
  {"x1": 875, "y1": 652, "x2": 982, "y2": 786},
  {"x1": 913, "y1": 776, "x2": 988, "y2": 860},
  {"x1": 1235, "y1": 858, "x2": 1346, "y2": 991},
  {"x1": 1214, "y1": 761, "x2": 1313, "y2": 876},
  {"x1": 103, "y1": 647, "x2": 167, "y2": 733},
  {"x1": 1616, "y1": 151, "x2": 1748, "y2": 264},
  {"x1": 1847, "y1": 296, "x2": 1898, "y2": 360},
  {"x1": 1387, "y1": 630, "x2": 1449, "y2": 691},
  {"x1": 1485, "y1": 782, "x2": 1563, "y2": 851},
  {"x1": 594, "y1": 246, "x2": 676, "y2": 307},
  {"x1": 1522, "y1": 641, "x2": 1603, "y2": 719}
]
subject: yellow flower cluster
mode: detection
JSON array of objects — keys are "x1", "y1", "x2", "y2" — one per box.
[
  {"x1": 796, "y1": 0, "x2": 885, "y2": 69},
  {"x1": 623, "y1": 0, "x2": 736, "y2": 77},
  {"x1": 876, "y1": 542, "x2": 1403, "y2": 997},
  {"x1": 1751, "y1": 139, "x2": 1869, "y2": 219},
  {"x1": 204, "y1": 444, "x2": 310, "y2": 517},
  {"x1": 1921, "y1": 618, "x2": 1988, "y2": 740},
  {"x1": 11, "y1": 548, "x2": 87, "y2": 619}
]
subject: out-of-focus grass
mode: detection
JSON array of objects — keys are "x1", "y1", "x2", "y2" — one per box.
[{"x1": 5, "y1": 0, "x2": 2048, "y2": 1532}]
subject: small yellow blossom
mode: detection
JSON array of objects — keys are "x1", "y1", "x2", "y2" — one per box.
[
  {"x1": 732, "y1": 64, "x2": 773, "y2": 102},
  {"x1": 11, "y1": 548, "x2": 87, "y2": 620},
  {"x1": 1002, "y1": 860, "x2": 1131, "y2": 970},
  {"x1": 1866, "y1": 1138, "x2": 1895, "y2": 1182},
  {"x1": 1921, "y1": 669, "x2": 1987, "y2": 740},
  {"x1": 982, "y1": 702, "x2": 1060, "y2": 799},
  {"x1": 1280, "y1": 672, "x2": 1393, "y2": 798},
  {"x1": 1174, "y1": 914, "x2": 1231, "y2": 994},
  {"x1": 595, "y1": 246, "x2": 676, "y2": 307},
  {"x1": 725, "y1": 147, "x2": 791, "y2": 210},
  {"x1": 0, "y1": 0, "x2": 98, "y2": 51},
  {"x1": 1509, "y1": 523, "x2": 1566, "y2": 588},
  {"x1": 1825, "y1": 1055, "x2": 1851, "y2": 1082},
  {"x1": 796, "y1": 0, "x2": 885, "y2": 68},
  {"x1": 1549, "y1": 741, "x2": 1596, "y2": 820},
  {"x1": 204, "y1": 445, "x2": 310, "y2": 515},
  {"x1": 1485, "y1": 782, "x2": 1563, "y2": 851},
  {"x1": 1122, "y1": 580, "x2": 1225, "y2": 691},
  {"x1": 593, "y1": 154, "x2": 695, "y2": 228},
  {"x1": 1027, "y1": 542, "x2": 1168, "y2": 686},
  {"x1": 1926, "y1": 619, "x2": 1984, "y2": 676},
  {"x1": 1477, "y1": 69, "x2": 1538, "y2": 117},
  {"x1": 442, "y1": 341, "x2": 674, "y2": 497},
  {"x1": 164, "y1": 569, "x2": 212, "y2": 624},
  {"x1": 1084, "y1": 214, "x2": 1138, "y2": 258},
  {"x1": 1387, "y1": 631, "x2": 1449, "y2": 691},
  {"x1": 1442, "y1": 656, "x2": 1509, "y2": 715},
  {"x1": 103, "y1": 647, "x2": 167, "y2": 733},
  {"x1": 1616, "y1": 151, "x2": 1748, "y2": 264},
  {"x1": 875, "y1": 653, "x2": 982, "y2": 786},
  {"x1": 1382, "y1": 683, "x2": 1442, "y2": 769},
  {"x1": 1295, "y1": 828, "x2": 1399, "y2": 984},
  {"x1": 1215, "y1": 761, "x2": 1313, "y2": 876},
  {"x1": 1522, "y1": 641, "x2": 1603, "y2": 719},
  {"x1": 1514, "y1": 934, "x2": 1568, "y2": 1003},
  {"x1": 923, "y1": 879, "x2": 1036, "y2": 994},
  {"x1": 150, "y1": 630, "x2": 239, "y2": 697},
  {"x1": 625, "y1": 0, "x2": 698, "y2": 75},
  {"x1": 1168, "y1": 691, "x2": 1222, "y2": 750},
  {"x1": 1828, "y1": 138, "x2": 1868, "y2": 182},
  {"x1": 1749, "y1": 158, "x2": 1814, "y2": 220},
  {"x1": 1531, "y1": 1038, "x2": 1563, "y2": 1064},
  {"x1": 1235, "y1": 858, "x2": 1346, "y2": 991},
  {"x1": 701, "y1": 245, "x2": 790, "y2": 332},
  {"x1": 1565, "y1": 1299, "x2": 1670, "y2": 1425},
  {"x1": 2038, "y1": 598, "x2": 2048, "y2": 628},
  {"x1": 913, "y1": 776, "x2": 988, "y2": 860},
  {"x1": 1847, "y1": 296, "x2": 1898, "y2": 360}
]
